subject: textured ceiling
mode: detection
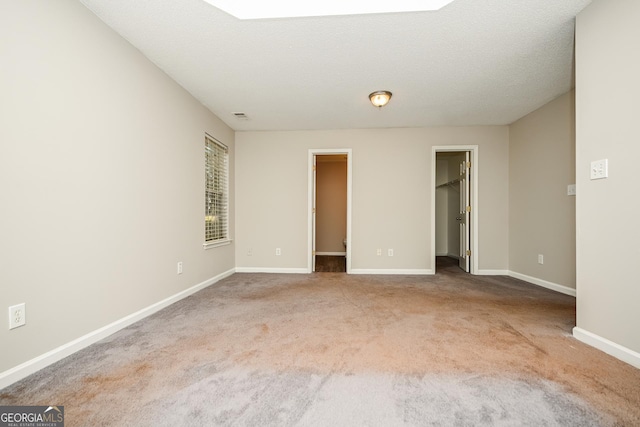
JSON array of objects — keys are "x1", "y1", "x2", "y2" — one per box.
[{"x1": 78, "y1": 0, "x2": 592, "y2": 131}]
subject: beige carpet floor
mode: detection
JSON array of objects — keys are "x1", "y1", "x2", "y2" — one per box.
[{"x1": 1, "y1": 257, "x2": 639, "y2": 425}]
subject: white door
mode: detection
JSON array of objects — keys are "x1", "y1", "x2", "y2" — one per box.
[
  {"x1": 458, "y1": 152, "x2": 471, "y2": 272},
  {"x1": 312, "y1": 155, "x2": 317, "y2": 272}
]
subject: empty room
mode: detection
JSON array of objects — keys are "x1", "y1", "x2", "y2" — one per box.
[{"x1": 1, "y1": 0, "x2": 639, "y2": 425}]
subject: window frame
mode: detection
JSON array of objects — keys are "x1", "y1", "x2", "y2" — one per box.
[{"x1": 203, "y1": 133, "x2": 231, "y2": 249}]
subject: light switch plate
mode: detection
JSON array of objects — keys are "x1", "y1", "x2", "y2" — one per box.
[
  {"x1": 590, "y1": 159, "x2": 608, "y2": 180},
  {"x1": 567, "y1": 184, "x2": 576, "y2": 196}
]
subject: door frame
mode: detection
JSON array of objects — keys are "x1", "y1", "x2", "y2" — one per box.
[
  {"x1": 308, "y1": 148, "x2": 352, "y2": 273},
  {"x1": 431, "y1": 145, "x2": 479, "y2": 274}
]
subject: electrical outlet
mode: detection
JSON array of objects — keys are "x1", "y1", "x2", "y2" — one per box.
[
  {"x1": 9, "y1": 303, "x2": 26, "y2": 330},
  {"x1": 538, "y1": 254, "x2": 544, "y2": 265},
  {"x1": 177, "y1": 262, "x2": 183, "y2": 274},
  {"x1": 376, "y1": 248, "x2": 382, "y2": 256},
  {"x1": 247, "y1": 248, "x2": 253, "y2": 256},
  {"x1": 275, "y1": 248, "x2": 281, "y2": 256},
  {"x1": 567, "y1": 184, "x2": 576, "y2": 196},
  {"x1": 388, "y1": 249, "x2": 394, "y2": 257}
]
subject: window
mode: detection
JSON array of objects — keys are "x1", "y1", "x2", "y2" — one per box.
[{"x1": 204, "y1": 134, "x2": 229, "y2": 248}]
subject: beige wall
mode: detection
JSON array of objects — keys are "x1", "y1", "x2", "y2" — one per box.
[
  {"x1": 235, "y1": 127, "x2": 509, "y2": 272},
  {"x1": 446, "y1": 154, "x2": 466, "y2": 258},
  {"x1": 0, "y1": 0, "x2": 235, "y2": 373},
  {"x1": 508, "y1": 91, "x2": 576, "y2": 288},
  {"x1": 435, "y1": 159, "x2": 449, "y2": 255},
  {"x1": 316, "y1": 158, "x2": 347, "y2": 253},
  {"x1": 4, "y1": 0, "x2": 601, "y2": 381},
  {"x1": 575, "y1": 0, "x2": 640, "y2": 353}
]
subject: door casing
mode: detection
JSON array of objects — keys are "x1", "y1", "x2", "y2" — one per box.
[
  {"x1": 432, "y1": 146, "x2": 478, "y2": 274},
  {"x1": 308, "y1": 149, "x2": 352, "y2": 273}
]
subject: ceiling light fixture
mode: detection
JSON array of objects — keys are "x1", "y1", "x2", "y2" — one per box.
[{"x1": 369, "y1": 91, "x2": 392, "y2": 108}]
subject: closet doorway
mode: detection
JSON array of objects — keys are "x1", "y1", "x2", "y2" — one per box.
[
  {"x1": 308, "y1": 149, "x2": 352, "y2": 273},
  {"x1": 432, "y1": 146, "x2": 478, "y2": 274}
]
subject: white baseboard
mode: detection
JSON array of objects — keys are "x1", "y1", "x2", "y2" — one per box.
[
  {"x1": 475, "y1": 269, "x2": 510, "y2": 275},
  {"x1": 508, "y1": 271, "x2": 576, "y2": 297},
  {"x1": 235, "y1": 267, "x2": 308, "y2": 274},
  {"x1": 351, "y1": 269, "x2": 434, "y2": 275},
  {"x1": 0, "y1": 268, "x2": 235, "y2": 390},
  {"x1": 573, "y1": 327, "x2": 640, "y2": 369},
  {"x1": 436, "y1": 252, "x2": 448, "y2": 256},
  {"x1": 316, "y1": 252, "x2": 346, "y2": 256}
]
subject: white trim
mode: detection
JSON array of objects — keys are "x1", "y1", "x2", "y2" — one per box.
[
  {"x1": 431, "y1": 146, "x2": 479, "y2": 275},
  {"x1": 475, "y1": 269, "x2": 510, "y2": 276},
  {"x1": 508, "y1": 271, "x2": 576, "y2": 297},
  {"x1": 308, "y1": 149, "x2": 352, "y2": 274},
  {"x1": 573, "y1": 327, "x2": 640, "y2": 369},
  {"x1": 316, "y1": 252, "x2": 346, "y2": 256},
  {"x1": 0, "y1": 268, "x2": 235, "y2": 390},
  {"x1": 203, "y1": 239, "x2": 232, "y2": 249},
  {"x1": 436, "y1": 252, "x2": 448, "y2": 256},
  {"x1": 350, "y1": 269, "x2": 434, "y2": 275},
  {"x1": 235, "y1": 267, "x2": 308, "y2": 274}
]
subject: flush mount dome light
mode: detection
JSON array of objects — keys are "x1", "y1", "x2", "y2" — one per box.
[
  {"x1": 203, "y1": 0, "x2": 456, "y2": 20},
  {"x1": 369, "y1": 91, "x2": 392, "y2": 108}
]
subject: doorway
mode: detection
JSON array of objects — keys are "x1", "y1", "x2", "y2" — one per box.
[
  {"x1": 432, "y1": 146, "x2": 478, "y2": 274},
  {"x1": 308, "y1": 149, "x2": 352, "y2": 273}
]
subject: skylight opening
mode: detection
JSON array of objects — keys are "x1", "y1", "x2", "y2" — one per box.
[{"x1": 203, "y1": 0, "x2": 456, "y2": 20}]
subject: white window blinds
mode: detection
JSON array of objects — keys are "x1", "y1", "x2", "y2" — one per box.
[{"x1": 204, "y1": 134, "x2": 229, "y2": 245}]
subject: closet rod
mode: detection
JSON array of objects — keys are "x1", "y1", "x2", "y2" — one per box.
[{"x1": 436, "y1": 178, "x2": 461, "y2": 189}]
